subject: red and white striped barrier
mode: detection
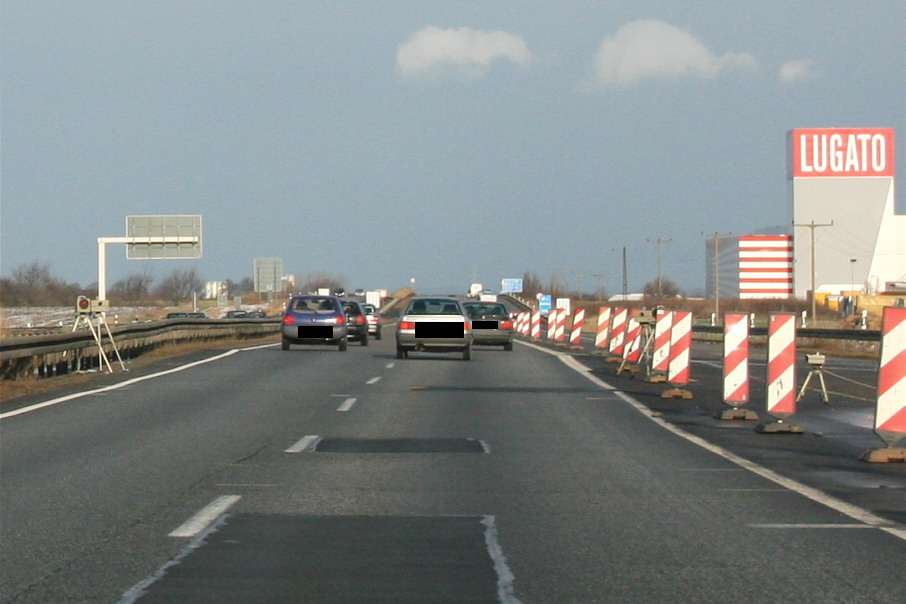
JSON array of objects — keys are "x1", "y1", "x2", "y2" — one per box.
[
  {"x1": 651, "y1": 309, "x2": 673, "y2": 373},
  {"x1": 520, "y1": 312, "x2": 530, "y2": 336},
  {"x1": 594, "y1": 307, "x2": 612, "y2": 349},
  {"x1": 609, "y1": 307, "x2": 628, "y2": 356},
  {"x1": 758, "y1": 312, "x2": 801, "y2": 432},
  {"x1": 555, "y1": 307, "x2": 567, "y2": 342},
  {"x1": 531, "y1": 311, "x2": 541, "y2": 340},
  {"x1": 546, "y1": 309, "x2": 558, "y2": 340},
  {"x1": 862, "y1": 307, "x2": 906, "y2": 461},
  {"x1": 622, "y1": 309, "x2": 643, "y2": 363},
  {"x1": 570, "y1": 308, "x2": 585, "y2": 346},
  {"x1": 666, "y1": 311, "x2": 692, "y2": 387},
  {"x1": 722, "y1": 312, "x2": 750, "y2": 404}
]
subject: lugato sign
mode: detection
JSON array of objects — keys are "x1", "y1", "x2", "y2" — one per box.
[{"x1": 789, "y1": 128, "x2": 894, "y2": 178}]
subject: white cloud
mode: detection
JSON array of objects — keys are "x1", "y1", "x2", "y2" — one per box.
[
  {"x1": 779, "y1": 58, "x2": 818, "y2": 83},
  {"x1": 396, "y1": 26, "x2": 533, "y2": 79},
  {"x1": 590, "y1": 19, "x2": 758, "y2": 87}
]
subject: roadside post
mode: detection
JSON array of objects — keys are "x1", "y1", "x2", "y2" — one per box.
[
  {"x1": 569, "y1": 307, "x2": 585, "y2": 350},
  {"x1": 756, "y1": 312, "x2": 803, "y2": 433},
  {"x1": 649, "y1": 308, "x2": 672, "y2": 383},
  {"x1": 593, "y1": 306, "x2": 612, "y2": 354},
  {"x1": 861, "y1": 307, "x2": 906, "y2": 463},
  {"x1": 716, "y1": 312, "x2": 758, "y2": 420},
  {"x1": 661, "y1": 310, "x2": 693, "y2": 399},
  {"x1": 617, "y1": 309, "x2": 643, "y2": 374},
  {"x1": 607, "y1": 307, "x2": 628, "y2": 363}
]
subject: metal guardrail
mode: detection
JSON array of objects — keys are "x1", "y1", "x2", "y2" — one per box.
[{"x1": 1, "y1": 318, "x2": 281, "y2": 380}]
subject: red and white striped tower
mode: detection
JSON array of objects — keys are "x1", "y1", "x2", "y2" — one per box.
[
  {"x1": 716, "y1": 312, "x2": 758, "y2": 420},
  {"x1": 662, "y1": 310, "x2": 693, "y2": 398},
  {"x1": 608, "y1": 307, "x2": 628, "y2": 357},
  {"x1": 757, "y1": 312, "x2": 802, "y2": 433},
  {"x1": 594, "y1": 306, "x2": 612, "y2": 350},
  {"x1": 569, "y1": 307, "x2": 585, "y2": 347},
  {"x1": 546, "y1": 309, "x2": 558, "y2": 340},
  {"x1": 651, "y1": 309, "x2": 673, "y2": 374},
  {"x1": 531, "y1": 311, "x2": 541, "y2": 340},
  {"x1": 555, "y1": 306, "x2": 567, "y2": 342},
  {"x1": 862, "y1": 307, "x2": 906, "y2": 462}
]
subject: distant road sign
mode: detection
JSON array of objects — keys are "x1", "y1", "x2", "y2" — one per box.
[
  {"x1": 126, "y1": 215, "x2": 202, "y2": 259},
  {"x1": 538, "y1": 294, "x2": 552, "y2": 316},
  {"x1": 501, "y1": 278, "x2": 523, "y2": 293},
  {"x1": 255, "y1": 258, "x2": 284, "y2": 293}
]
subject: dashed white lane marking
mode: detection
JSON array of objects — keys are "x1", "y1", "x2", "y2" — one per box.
[
  {"x1": 285, "y1": 435, "x2": 321, "y2": 453},
  {"x1": 168, "y1": 495, "x2": 241, "y2": 538},
  {"x1": 749, "y1": 523, "x2": 879, "y2": 529},
  {"x1": 386, "y1": 362, "x2": 396, "y2": 369},
  {"x1": 516, "y1": 339, "x2": 906, "y2": 543},
  {"x1": 366, "y1": 376, "x2": 381, "y2": 384},
  {"x1": 337, "y1": 397, "x2": 357, "y2": 412}
]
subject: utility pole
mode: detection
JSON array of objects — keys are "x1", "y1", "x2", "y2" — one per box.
[
  {"x1": 575, "y1": 271, "x2": 585, "y2": 300},
  {"x1": 647, "y1": 238, "x2": 672, "y2": 296},
  {"x1": 703, "y1": 232, "x2": 733, "y2": 320},
  {"x1": 793, "y1": 220, "x2": 834, "y2": 321}
]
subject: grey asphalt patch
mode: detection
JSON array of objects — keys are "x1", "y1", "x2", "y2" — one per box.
[
  {"x1": 132, "y1": 514, "x2": 504, "y2": 603},
  {"x1": 312, "y1": 437, "x2": 489, "y2": 453}
]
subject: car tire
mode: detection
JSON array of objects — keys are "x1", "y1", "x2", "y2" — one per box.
[
  {"x1": 361, "y1": 333, "x2": 369, "y2": 346},
  {"x1": 376, "y1": 330, "x2": 382, "y2": 341},
  {"x1": 282, "y1": 338, "x2": 290, "y2": 351},
  {"x1": 396, "y1": 346, "x2": 407, "y2": 359},
  {"x1": 504, "y1": 342, "x2": 513, "y2": 351},
  {"x1": 339, "y1": 337, "x2": 347, "y2": 352},
  {"x1": 462, "y1": 347, "x2": 471, "y2": 361}
]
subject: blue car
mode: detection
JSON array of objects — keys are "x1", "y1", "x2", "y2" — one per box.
[{"x1": 281, "y1": 295, "x2": 349, "y2": 351}]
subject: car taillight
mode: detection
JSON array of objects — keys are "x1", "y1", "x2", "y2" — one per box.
[
  {"x1": 282, "y1": 315, "x2": 295, "y2": 325},
  {"x1": 336, "y1": 315, "x2": 345, "y2": 325},
  {"x1": 399, "y1": 321, "x2": 415, "y2": 330},
  {"x1": 464, "y1": 321, "x2": 470, "y2": 333},
  {"x1": 500, "y1": 320, "x2": 513, "y2": 329},
  {"x1": 355, "y1": 315, "x2": 366, "y2": 325}
]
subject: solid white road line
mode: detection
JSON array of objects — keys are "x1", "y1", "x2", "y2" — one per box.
[
  {"x1": 516, "y1": 339, "x2": 906, "y2": 542},
  {"x1": 168, "y1": 495, "x2": 241, "y2": 538},
  {"x1": 482, "y1": 515, "x2": 523, "y2": 604},
  {"x1": 0, "y1": 349, "x2": 240, "y2": 419},
  {"x1": 337, "y1": 397, "x2": 357, "y2": 412}
]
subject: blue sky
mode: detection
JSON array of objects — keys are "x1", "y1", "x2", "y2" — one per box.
[{"x1": 2, "y1": 1, "x2": 904, "y2": 297}]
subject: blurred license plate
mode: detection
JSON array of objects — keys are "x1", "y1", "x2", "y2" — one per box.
[
  {"x1": 415, "y1": 322, "x2": 464, "y2": 338},
  {"x1": 298, "y1": 326, "x2": 332, "y2": 338},
  {"x1": 472, "y1": 320, "x2": 498, "y2": 329}
]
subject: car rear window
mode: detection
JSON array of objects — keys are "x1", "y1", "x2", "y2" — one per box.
[
  {"x1": 290, "y1": 297, "x2": 338, "y2": 313},
  {"x1": 406, "y1": 299, "x2": 463, "y2": 315},
  {"x1": 466, "y1": 303, "x2": 506, "y2": 317}
]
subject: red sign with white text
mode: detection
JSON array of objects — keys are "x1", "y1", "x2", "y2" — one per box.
[{"x1": 790, "y1": 128, "x2": 894, "y2": 178}]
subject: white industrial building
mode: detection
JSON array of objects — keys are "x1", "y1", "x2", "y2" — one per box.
[{"x1": 706, "y1": 128, "x2": 905, "y2": 300}]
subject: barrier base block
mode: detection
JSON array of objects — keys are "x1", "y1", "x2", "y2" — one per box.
[
  {"x1": 590, "y1": 349, "x2": 609, "y2": 356},
  {"x1": 755, "y1": 420, "x2": 804, "y2": 434},
  {"x1": 645, "y1": 374, "x2": 668, "y2": 383},
  {"x1": 715, "y1": 407, "x2": 759, "y2": 421},
  {"x1": 605, "y1": 356, "x2": 622, "y2": 364},
  {"x1": 661, "y1": 388, "x2": 693, "y2": 399},
  {"x1": 860, "y1": 447, "x2": 906, "y2": 463}
]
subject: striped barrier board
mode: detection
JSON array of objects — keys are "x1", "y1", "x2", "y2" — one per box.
[
  {"x1": 758, "y1": 312, "x2": 802, "y2": 433},
  {"x1": 594, "y1": 306, "x2": 611, "y2": 349},
  {"x1": 546, "y1": 309, "x2": 558, "y2": 340},
  {"x1": 723, "y1": 312, "x2": 750, "y2": 404},
  {"x1": 622, "y1": 309, "x2": 643, "y2": 363},
  {"x1": 609, "y1": 307, "x2": 628, "y2": 356},
  {"x1": 651, "y1": 309, "x2": 672, "y2": 373},
  {"x1": 666, "y1": 311, "x2": 692, "y2": 386},
  {"x1": 870, "y1": 307, "x2": 906, "y2": 451},
  {"x1": 531, "y1": 311, "x2": 541, "y2": 340},
  {"x1": 555, "y1": 307, "x2": 567, "y2": 342},
  {"x1": 570, "y1": 308, "x2": 585, "y2": 346}
]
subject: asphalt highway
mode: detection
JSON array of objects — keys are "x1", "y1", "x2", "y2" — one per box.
[{"x1": 1, "y1": 326, "x2": 904, "y2": 603}]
